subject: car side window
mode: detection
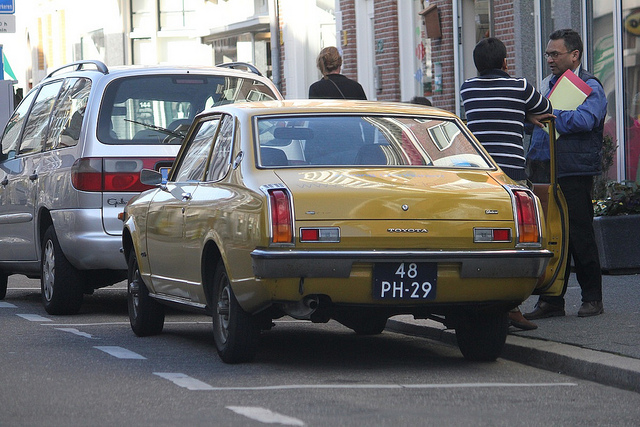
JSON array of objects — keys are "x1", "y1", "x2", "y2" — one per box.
[
  {"x1": 172, "y1": 116, "x2": 222, "y2": 183},
  {"x1": 18, "y1": 81, "x2": 64, "y2": 156},
  {"x1": 206, "y1": 114, "x2": 234, "y2": 182},
  {"x1": 45, "y1": 78, "x2": 91, "y2": 150},
  {"x1": 0, "y1": 89, "x2": 38, "y2": 160}
]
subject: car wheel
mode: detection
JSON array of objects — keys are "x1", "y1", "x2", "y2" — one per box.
[
  {"x1": 454, "y1": 310, "x2": 508, "y2": 362},
  {"x1": 334, "y1": 311, "x2": 388, "y2": 335},
  {"x1": 0, "y1": 273, "x2": 7, "y2": 300},
  {"x1": 127, "y1": 251, "x2": 165, "y2": 336},
  {"x1": 40, "y1": 226, "x2": 84, "y2": 315},
  {"x1": 212, "y1": 259, "x2": 259, "y2": 364}
]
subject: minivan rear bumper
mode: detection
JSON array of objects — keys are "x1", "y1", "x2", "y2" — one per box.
[{"x1": 51, "y1": 208, "x2": 127, "y2": 270}]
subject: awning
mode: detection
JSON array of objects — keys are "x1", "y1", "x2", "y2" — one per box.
[{"x1": 201, "y1": 16, "x2": 270, "y2": 44}]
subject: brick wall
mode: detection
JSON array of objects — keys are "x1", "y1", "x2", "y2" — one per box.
[
  {"x1": 339, "y1": 1, "x2": 358, "y2": 80},
  {"x1": 373, "y1": 0, "x2": 400, "y2": 101},
  {"x1": 493, "y1": 0, "x2": 516, "y2": 72}
]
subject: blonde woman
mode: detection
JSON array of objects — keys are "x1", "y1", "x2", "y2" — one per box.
[{"x1": 309, "y1": 46, "x2": 367, "y2": 100}]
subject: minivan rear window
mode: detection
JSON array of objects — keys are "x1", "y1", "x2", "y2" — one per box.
[{"x1": 97, "y1": 74, "x2": 277, "y2": 145}]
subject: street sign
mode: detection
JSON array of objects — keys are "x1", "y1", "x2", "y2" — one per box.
[
  {"x1": 0, "y1": 0, "x2": 14, "y2": 14},
  {"x1": 0, "y1": 15, "x2": 14, "y2": 33}
]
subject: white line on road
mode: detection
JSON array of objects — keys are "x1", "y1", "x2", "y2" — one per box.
[
  {"x1": 163, "y1": 382, "x2": 577, "y2": 391},
  {"x1": 226, "y1": 406, "x2": 305, "y2": 426},
  {"x1": 154, "y1": 373, "x2": 215, "y2": 390},
  {"x1": 16, "y1": 314, "x2": 51, "y2": 322},
  {"x1": 56, "y1": 328, "x2": 97, "y2": 339},
  {"x1": 94, "y1": 346, "x2": 146, "y2": 359},
  {"x1": 0, "y1": 302, "x2": 17, "y2": 308}
]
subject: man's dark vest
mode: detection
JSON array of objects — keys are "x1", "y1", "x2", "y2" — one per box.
[{"x1": 556, "y1": 69, "x2": 605, "y2": 178}]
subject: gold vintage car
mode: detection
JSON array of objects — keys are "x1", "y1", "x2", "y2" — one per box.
[{"x1": 121, "y1": 100, "x2": 567, "y2": 363}]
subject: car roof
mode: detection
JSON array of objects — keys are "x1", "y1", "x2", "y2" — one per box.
[
  {"x1": 198, "y1": 100, "x2": 458, "y2": 120},
  {"x1": 36, "y1": 63, "x2": 275, "y2": 86}
]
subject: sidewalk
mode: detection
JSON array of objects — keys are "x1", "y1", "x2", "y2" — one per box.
[{"x1": 387, "y1": 272, "x2": 640, "y2": 393}]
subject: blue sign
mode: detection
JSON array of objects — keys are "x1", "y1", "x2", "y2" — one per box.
[{"x1": 0, "y1": 0, "x2": 14, "y2": 14}]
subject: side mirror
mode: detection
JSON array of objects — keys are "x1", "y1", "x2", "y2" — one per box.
[{"x1": 140, "y1": 168, "x2": 163, "y2": 186}]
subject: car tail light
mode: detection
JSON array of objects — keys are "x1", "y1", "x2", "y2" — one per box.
[
  {"x1": 268, "y1": 188, "x2": 293, "y2": 244},
  {"x1": 474, "y1": 228, "x2": 511, "y2": 243},
  {"x1": 513, "y1": 189, "x2": 540, "y2": 244},
  {"x1": 300, "y1": 227, "x2": 340, "y2": 242},
  {"x1": 71, "y1": 157, "x2": 173, "y2": 192}
]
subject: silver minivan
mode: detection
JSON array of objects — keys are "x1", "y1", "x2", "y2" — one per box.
[{"x1": 0, "y1": 60, "x2": 282, "y2": 313}]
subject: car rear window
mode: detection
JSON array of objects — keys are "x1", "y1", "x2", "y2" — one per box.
[
  {"x1": 255, "y1": 115, "x2": 493, "y2": 169},
  {"x1": 97, "y1": 74, "x2": 277, "y2": 145}
]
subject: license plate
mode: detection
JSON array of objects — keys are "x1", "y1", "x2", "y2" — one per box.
[{"x1": 373, "y1": 262, "x2": 437, "y2": 300}]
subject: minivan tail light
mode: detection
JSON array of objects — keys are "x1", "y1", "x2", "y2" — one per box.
[
  {"x1": 513, "y1": 189, "x2": 540, "y2": 244},
  {"x1": 268, "y1": 189, "x2": 293, "y2": 244},
  {"x1": 71, "y1": 157, "x2": 174, "y2": 192}
]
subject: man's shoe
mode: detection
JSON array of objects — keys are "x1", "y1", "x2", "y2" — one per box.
[
  {"x1": 523, "y1": 301, "x2": 565, "y2": 320},
  {"x1": 578, "y1": 301, "x2": 604, "y2": 317},
  {"x1": 508, "y1": 309, "x2": 538, "y2": 330}
]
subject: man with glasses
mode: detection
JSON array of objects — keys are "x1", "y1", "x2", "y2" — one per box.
[{"x1": 525, "y1": 29, "x2": 607, "y2": 319}]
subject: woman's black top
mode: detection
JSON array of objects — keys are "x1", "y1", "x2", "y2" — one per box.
[{"x1": 308, "y1": 74, "x2": 367, "y2": 100}]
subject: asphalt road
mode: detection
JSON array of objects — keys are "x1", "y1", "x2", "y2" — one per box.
[{"x1": 2, "y1": 275, "x2": 640, "y2": 426}]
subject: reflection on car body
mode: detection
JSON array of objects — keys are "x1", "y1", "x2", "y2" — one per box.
[{"x1": 122, "y1": 100, "x2": 567, "y2": 364}]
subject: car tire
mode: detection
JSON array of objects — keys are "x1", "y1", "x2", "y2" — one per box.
[
  {"x1": 127, "y1": 251, "x2": 165, "y2": 337},
  {"x1": 212, "y1": 259, "x2": 259, "y2": 364},
  {"x1": 0, "y1": 273, "x2": 7, "y2": 300},
  {"x1": 40, "y1": 226, "x2": 84, "y2": 315},
  {"x1": 454, "y1": 310, "x2": 508, "y2": 362}
]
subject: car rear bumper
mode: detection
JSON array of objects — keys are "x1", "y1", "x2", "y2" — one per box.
[{"x1": 251, "y1": 249, "x2": 552, "y2": 279}]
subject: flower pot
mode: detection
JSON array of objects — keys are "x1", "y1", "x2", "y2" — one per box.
[{"x1": 593, "y1": 214, "x2": 640, "y2": 274}]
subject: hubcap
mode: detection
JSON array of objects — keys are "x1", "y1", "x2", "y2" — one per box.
[
  {"x1": 42, "y1": 240, "x2": 55, "y2": 301},
  {"x1": 216, "y1": 283, "x2": 231, "y2": 342}
]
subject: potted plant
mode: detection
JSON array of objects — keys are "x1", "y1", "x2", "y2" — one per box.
[{"x1": 593, "y1": 177, "x2": 640, "y2": 273}]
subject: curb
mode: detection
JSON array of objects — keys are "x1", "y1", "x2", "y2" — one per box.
[{"x1": 386, "y1": 317, "x2": 640, "y2": 393}]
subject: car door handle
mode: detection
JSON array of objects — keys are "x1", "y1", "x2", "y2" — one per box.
[
  {"x1": 0, "y1": 178, "x2": 7, "y2": 186},
  {"x1": 29, "y1": 173, "x2": 38, "y2": 181},
  {"x1": 181, "y1": 192, "x2": 192, "y2": 201}
]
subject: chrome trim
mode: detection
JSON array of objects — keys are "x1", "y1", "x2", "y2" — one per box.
[
  {"x1": 149, "y1": 292, "x2": 207, "y2": 310},
  {"x1": 251, "y1": 248, "x2": 553, "y2": 279}
]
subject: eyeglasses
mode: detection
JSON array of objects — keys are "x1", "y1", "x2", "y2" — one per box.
[{"x1": 544, "y1": 50, "x2": 574, "y2": 59}]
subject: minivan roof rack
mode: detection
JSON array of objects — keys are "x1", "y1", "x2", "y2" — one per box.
[
  {"x1": 46, "y1": 60, "x2": 109, "y2": 78},
  {"x1": 216, "y1": 62, "x2": 262, "y2": 76}
]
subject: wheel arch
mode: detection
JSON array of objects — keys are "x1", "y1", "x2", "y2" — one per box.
[
  {"x1": 37, "y1": 208, "x2": 53, "y2": 256},
  {"x1": 202, "y1": 240, "x2": 223, "y2": 311}
]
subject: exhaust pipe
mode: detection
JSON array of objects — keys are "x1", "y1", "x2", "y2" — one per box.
[{"x1": 282, "y1": 295, "x2": 321, "y2": 320}]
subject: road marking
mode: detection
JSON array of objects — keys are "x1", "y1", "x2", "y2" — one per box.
[
  {"x1": 47, "y1": 322, "x2": 130, "y2": 326},
  {"x1": 16, "y1": 314, "x2": 51, "y2": 322},
  {"x1": 154, "y1": 373, "x2": 215, "y2": 390},
  {"x1": 94, "y1": 346, "x2": 146, "y2": 359},
  {"x1": 0, "y1": 302, "x2": 17, "y2": 308},
  {"x1": 165, "y1": 382, "x2": 577, "y2": 391},
  {"x1": 56, "y1": 328, "x2": 96, "y2": 339},
  {"x1": 226, "y1": 406, "x2": 305, "y2": 426}
]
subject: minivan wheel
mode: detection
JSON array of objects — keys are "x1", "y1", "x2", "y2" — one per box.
[
  {"x1": 212, "y1": 259, "x2": 259, "y2": 364},
  {"x1": 41, "y1": 226, "x2": 84, "y2": 315},
  {"x1": 454, "y1": 310, "x2": 508, "y2": 362},
  {"x1": 0, "y1": 273, "x2": 7, "y2": 300},
  {"x1": 127, "y1": 250, "x2": 164, "y2": 336}
]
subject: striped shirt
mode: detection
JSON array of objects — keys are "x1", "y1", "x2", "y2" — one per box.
[{"x1": 461, "y1": 69, "x2": 552, "y2": 181}]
